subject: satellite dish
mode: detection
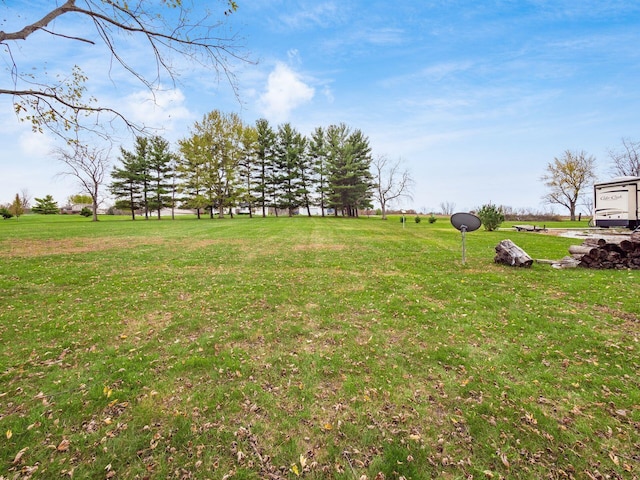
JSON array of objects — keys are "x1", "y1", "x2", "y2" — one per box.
[
  {"x1": 450, "y1": 212, "x2": 482, "y2": 264},
  {"x1": 451, "y1": 212, "x2": 482, "y2": 232}
]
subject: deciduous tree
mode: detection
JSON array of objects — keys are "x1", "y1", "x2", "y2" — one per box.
[
  {"x1": 541, "y1": 150, "x2": 596, "y2": 221},
  {"x1": 180, "y1": 110, "x2": 243, "y2": 218},
  {"x1": 56, "y1": 143, "x2": 110, "y2": 221},
  {"x1": 371, "y1": 155, "x2": 413, "y2": 220},
  {"x1": 9, "y1": 194, "x2": 24, "y2": 218}
]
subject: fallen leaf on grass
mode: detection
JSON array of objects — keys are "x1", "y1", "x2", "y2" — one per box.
[
  {"x1": 12, "y1": 447, "x2": 28, "y2": 465},
  {"x1": 57, "y1": 438, "x2": 70, "y2": 452}
]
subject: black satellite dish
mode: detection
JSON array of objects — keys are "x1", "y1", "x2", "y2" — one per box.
[
  {"x1": 450, "y1": 212, "x2": 482, "y2": 264},
  {"x1": 451, "y1": 212, "x2": 482, "y2": 232}
]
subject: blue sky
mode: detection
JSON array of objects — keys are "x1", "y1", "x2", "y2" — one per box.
[{"x1": 2, "y1": 1, "x2": 640, "y2": 214}]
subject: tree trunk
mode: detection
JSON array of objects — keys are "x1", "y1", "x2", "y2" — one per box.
[
  {"x1": 568, "y1": 245, "x2": 595, "y2": 256},
  {"x1": 494, "y1": 239, "x2": 533, "y2": 267}
]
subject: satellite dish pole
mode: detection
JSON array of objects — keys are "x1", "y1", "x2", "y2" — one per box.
[
  {"x1": 450, "y1": 212, "x2": 482, "y2": 265},
  {"x1": 461, "y1": 223, "x2": 468, "y2": 264}
]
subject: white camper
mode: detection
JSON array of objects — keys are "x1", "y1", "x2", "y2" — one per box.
[{"x1": 593, "y1": 176, "x2": 640, "y2": 228}]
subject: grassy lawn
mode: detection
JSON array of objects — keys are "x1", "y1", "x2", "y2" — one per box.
[{"x1": 1, "y1": 215, "x2": 638, "y2": 479}]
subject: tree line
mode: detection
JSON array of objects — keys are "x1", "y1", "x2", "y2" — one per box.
[{"x1": 109, "y1": 111, "x2": 375, "y2": 219}]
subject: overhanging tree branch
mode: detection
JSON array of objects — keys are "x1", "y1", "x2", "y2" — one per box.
[{"x1": 1, "y1": 1, "x2": 247, "y2": 138}]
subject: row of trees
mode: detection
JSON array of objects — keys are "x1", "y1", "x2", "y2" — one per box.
[{"x1": 109, "y1": 111, "x2": 379, "y2": 220}]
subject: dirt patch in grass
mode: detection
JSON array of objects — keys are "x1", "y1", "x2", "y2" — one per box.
[
  {"x1": 292, "y1": 242, "x2": 346, "y2": 251},
  {"x1": 2, "y1": 237, "x2": 167, "y2": 257}
]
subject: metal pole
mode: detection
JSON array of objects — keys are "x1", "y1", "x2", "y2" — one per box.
[{"x1": 461, "y1": 225, "x2": 467, "y2": 264}]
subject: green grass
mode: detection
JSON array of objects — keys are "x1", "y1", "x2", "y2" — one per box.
[{"x1": 1, "y1": 214, "x2": 638, "y2": 479}]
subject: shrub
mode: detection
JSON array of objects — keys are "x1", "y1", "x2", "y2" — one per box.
[
  {"x1": 414, "y1": 215, "x2": 421, "y2": 224},
  {"x1": 477, "y1": 203, "x2": 504, "y2": 231},
  {"x1": 428, "y1": 214, "x2": 437, "y2": 224},
  {"x1": 80, "y1": 207, "x2": 92, "y2": 217},
  {"x1": 0, "y1": 206, "x2": 13, "y2": 219}
]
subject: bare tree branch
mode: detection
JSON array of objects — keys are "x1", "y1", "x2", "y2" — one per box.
[
  {"x1": 1, "y1": 1, "x2": 247, "y2": 139},
  {"x1": 608, "y1": 138, "x2": 640, "y2": 178}
]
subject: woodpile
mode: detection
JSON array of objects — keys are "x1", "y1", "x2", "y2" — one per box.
[{"x1": 570, "y1": 231, "x2": 640, "y2": 269}]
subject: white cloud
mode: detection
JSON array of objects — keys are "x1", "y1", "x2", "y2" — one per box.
[
  {"x1": 278, "y1": 2, "x2": 343, "y2": 30},
  {"x1": 258, "y1": 63, "x2": 315, "y2": 123},
  {"x1": 118, "y1": 87, "x2": 194, "y2": 139}
]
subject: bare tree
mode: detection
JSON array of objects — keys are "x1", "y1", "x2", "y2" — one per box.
[
  {"x1": 20, "y1": 189, "x2": 32, "y2": 209},
  {"x1": 1, "y1": 1, "x2": 245, "y2": 138},
  {"x1": 541, "y1": 150, "x2": 596, "y2": 221},
  {"x1": 371, "y1": 155, "x2": 413, "y2": 220},
  {"x1": 608, "y1": 138, "x2": 640, "y2": 178},
  {"x1": 56, "y1": 143, "x2": 110, "y2": 221},
  {"x1": 439, "y1": 201, "x2": 456, "y2": 216}
]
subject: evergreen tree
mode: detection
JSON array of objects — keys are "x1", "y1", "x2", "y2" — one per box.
[
  {"x1": 0, "y1": 206, "x2": 12, "y2": 219},
  {"x1": 325, "y1": 124, "x2": 373, "y2": 217},
  {"x1": 238, "y1": 125, "x2": 258, "y2": 218},
  {"x1": 110, "y1": 144, "x2": 144, "y2": 220},
  {"x1": 32, "y1": 195, "x2": 59, "y2": 214},
  {"x1": 274, "y1": 123, "x2": 307, "y2": 216},
  {"x1": 309, "y1": 126, "x2": 328, "y2": 216},
  {"x1": 147, "y1": 136, "x2": 174, "y2": 219},
  {"x1": 253, "y1": 118, "x2": 277, "y2": 217}
]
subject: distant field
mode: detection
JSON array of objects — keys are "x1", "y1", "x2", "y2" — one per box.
[{"x1": 1, "y1": 214, "x2": 638, "y2": 479}]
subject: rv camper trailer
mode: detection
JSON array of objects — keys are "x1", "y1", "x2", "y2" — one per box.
[{"x1": 593, "y1": 176, "x2": 640, "y2": 228}]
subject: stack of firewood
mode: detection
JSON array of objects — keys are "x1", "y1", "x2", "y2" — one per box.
[{"x1": 568, "y1": 231, "x2": 640, "y2": 269}]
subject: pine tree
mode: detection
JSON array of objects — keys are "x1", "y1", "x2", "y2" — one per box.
[
  {"x1": 325, "y1": 124, "x2": 373, "y2": 217},
  {"x1": 274, "y1": 123, "x2": 307, "y2": 216},
  {"x1": 253, "y1": 118, "x2": 277, "y2": 217},
  {"x1": 32, "y1": 195, "x2": 59, "y2": 214},
  {"x1": 110, "y1": 144, "x2": 144, "y2": 220},
  {"x1": 147, "y1": 136, "x2": 174, "y2": 219},
  {"x1": 237, "y1": 125, "x2": 259, "y2": 218},
  {"x1": 309, "y1": 127, "x2": 328, "y2": 216}
]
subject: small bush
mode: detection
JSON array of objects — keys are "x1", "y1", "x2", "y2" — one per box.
[
  {"x1": 0, "y1": 207, "x2": 13, "y2": 219},
  {"x1": 477, "y1": 204, "x2": 504, "y2": 231},
  {"x1": 414, "y1": 215, "x2": 421, "y2": 224},
  {"x1": 80, "y1": 207, "x2": 92, "y2": 217},
  {"x1": 428, "y1": 214, "x2": 437, "y2": 224}
]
